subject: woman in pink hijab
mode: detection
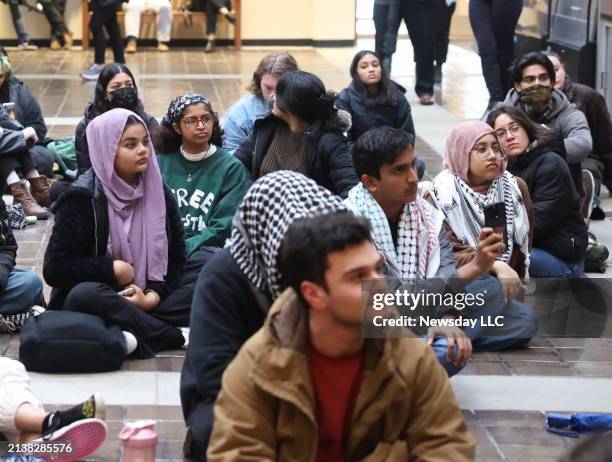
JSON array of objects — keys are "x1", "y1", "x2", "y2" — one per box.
[
  {"x1": 427, "y1": 120, "x2": 533, "y2": 296},
  {"x1": 44, "y1": 108, "x2": 187, "y2": 359}
]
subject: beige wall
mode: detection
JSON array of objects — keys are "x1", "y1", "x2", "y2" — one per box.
[{"x1": 0, "y1": 0, "x2": 356, "y2": 42}]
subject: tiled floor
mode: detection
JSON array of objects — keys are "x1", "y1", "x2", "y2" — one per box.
[{"x1": 1, "y1": 42, "x2": 610, "y2": 461}]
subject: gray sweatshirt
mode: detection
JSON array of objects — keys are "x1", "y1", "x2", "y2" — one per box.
[{"x1": 501, "y1": 88, "x2": 593, "y2": 164}]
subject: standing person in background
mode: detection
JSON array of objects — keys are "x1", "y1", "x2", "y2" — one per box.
[
  {"x1": 190, "y1": 0, "x2": 235, "y2": 53},
  {"x1": 80, "y1": 0, "x2": 126, "y2": 81},
  {"x1": 124, "y1": 0, "x2": 172, "y2": 53},
  {"x1": 222, "y1": 51, "x2": 298, "y2": 154},
  {"x1": 469, "y1": 0, "x2": 523, "y2": 115},
  {"x1": 39, "y1": 0, "x2": 73, "y2": 50},
  {"x1": 433, "y1": 0, "x2": 456, "y2": 83},
  {"x1": 544, "y1": 50, "x2": 612, "y2": 219},
  {"x1": 373, "y1": 0, "x2": 397, "y2": 75},
  {"x1": 382, "y1": 0, "x2": 437, "y2": 105},
  {"x1": 2, "y1": 0, "x2": 38, "y2": 50}
]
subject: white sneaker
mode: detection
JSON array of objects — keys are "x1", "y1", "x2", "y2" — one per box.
[{"x1": 181, "y1": 327, "x2": 190, "y2": 349}]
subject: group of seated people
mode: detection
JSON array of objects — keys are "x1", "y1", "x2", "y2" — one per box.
[{"x1": 0, "y1": 45, "x2": 611, "y2": 461}]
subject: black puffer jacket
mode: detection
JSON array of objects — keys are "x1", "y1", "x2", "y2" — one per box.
[
  {"x1": 43, "y1": 169, "x2": 186, "y2": 310},
  {"x1": 75, "y1": 103, "x2": 159, "y2": 175},
  {"x1": 0, "y1": 78, "x2": 47, "y2": 142},
  {"x1": 508, "y1": 143, "x2": 587, "y2": 262},
  {"x1": 336, "y1": 80, "x2": 415, "y2": 143},
  {"x1": 234, "y1": 112, "x2": 358, "y2": 198},
  {"x1": 0, "y1": 198, "x2": 18, "y2": 293}
]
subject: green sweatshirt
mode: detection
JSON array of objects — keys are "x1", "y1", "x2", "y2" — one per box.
[{"x1": 157, "y1": 147, "x2": 249, "y2": 257}]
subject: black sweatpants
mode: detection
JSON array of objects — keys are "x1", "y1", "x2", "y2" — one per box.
[
  {"x1": 433, "y1": 0, "x2": 456, "y2": 65},
  {"x1": 397, "y1": 0, "x2": 436, "y2": 97},
  {"x1": 205, "y1": 0, "x2": 230, "y2": 35},
  {"x1": 63, "y1": 282, "x2": 184, "y2": 358},
  {"x1": 90, "y1": 3, "x2": 125, "y2": 65},
  {"x1": 38, "y1": 0, "x2": 69, "y2": 38},
  {"x1": 469, "y1": 0, "x2": 523, "y2": 102},
  {"x1": 150, "y1": 247, "x2": 220, "y2": 327}
]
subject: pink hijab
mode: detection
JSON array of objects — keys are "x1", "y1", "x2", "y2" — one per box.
[
  {"x1": 86, "y1": 108, "x2": 168, "y2": 288},
  {"x1": 443, "y1": 120, "x2": 507, "y2": 183}
]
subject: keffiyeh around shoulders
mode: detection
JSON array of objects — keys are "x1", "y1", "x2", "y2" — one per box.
[
  {"x1": 346, "y1": 183, "x2": 443, "y2": 279},
  {"x1": 430, "y1": 169, "x2": 530, "y2": 273}
]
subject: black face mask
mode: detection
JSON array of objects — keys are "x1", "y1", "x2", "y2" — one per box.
[{"x1": 109, "y1": 86, "x2": 139, "y2": 109}]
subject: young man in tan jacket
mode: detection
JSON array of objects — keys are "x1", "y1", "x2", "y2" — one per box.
[{"x1": 207, "y1": 210, "x2": 475, "y2": 461}]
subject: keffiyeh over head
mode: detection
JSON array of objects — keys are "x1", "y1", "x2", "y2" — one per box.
[
  {"x1": 229, "y1": 171, "x2": 345, "y2": 298},
  {"x1": 347, "y1": 183, "x2": 441, "y2": 279},
  {"x1": 161, "y1": 93, "x2": 211, "y2": 126}
]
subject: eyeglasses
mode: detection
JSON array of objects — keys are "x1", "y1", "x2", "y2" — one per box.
[
  {"x1": 495, "y1": 124, "x2": 522, "y2": 139},
  {"x1": 471, "y1": 144, "x2": 506, "y2": 159},
  {"x1": 182, "y1": 115, "x2": 213, "y2": 128},
  {"x1": 521, "y1": 73, "x2": 551, "y2": 85}
]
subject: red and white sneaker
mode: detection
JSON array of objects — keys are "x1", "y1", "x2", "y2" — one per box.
[{"x1": 33, "y1": 418, "x2": 107, "y2": 462}]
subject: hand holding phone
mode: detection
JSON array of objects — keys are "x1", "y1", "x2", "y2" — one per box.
[{"x1": 484, "y1": 202, "x2": 507, "y2": 247}]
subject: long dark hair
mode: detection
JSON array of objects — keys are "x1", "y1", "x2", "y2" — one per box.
[
  {"x1": 275, "y1": 71, "x2": 337, "y2": 124},
  {"x1": 153, "y1": 99, "x2": 223, "y2": 154},
  {"x1": 92, "y1": 63, "x2": 143, "y2": 118},
  {"x1": 486, "y1": 106, "x2": 557, "y2": 146},
  {"x1": 349, "y1": 50, "x2": 400, "y2": 107}
]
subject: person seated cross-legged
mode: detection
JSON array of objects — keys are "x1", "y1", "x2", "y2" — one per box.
[
  {"x1": 207, "y1": 210, "x2": 476, "y2": 461},
  {"x1": 347, "y1": 127, "x2": 537, "y2": 376}
]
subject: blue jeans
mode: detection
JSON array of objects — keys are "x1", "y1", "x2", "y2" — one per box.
[
  {"x1": 429, "y1": 275, "x2": 538, "y2": 377},
  {"x1": 0, "y1": 269, "x2": 43, "y2": 316},
  {"x1": 529, "y1": 248, "x2": 584, "y2": 278}
]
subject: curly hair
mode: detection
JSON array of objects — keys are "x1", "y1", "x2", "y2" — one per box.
[
  {"x1": 153, "y1": 99, "x2": 223, "y2": 154},
  {"x1": 247, "y1": 51, "x2": 298, "y2": 99}
]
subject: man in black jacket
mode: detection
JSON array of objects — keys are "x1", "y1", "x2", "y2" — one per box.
[
  {"x1": 180, "y1": 171, "x2": 345, "y2": 461},
  {"x1": 0, "y1": 190, "x2": 44, "y2": 333}
]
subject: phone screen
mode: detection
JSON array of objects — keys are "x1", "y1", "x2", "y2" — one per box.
[{"x1": 484, "y1": 202, "x2": 507, "y2": 247}]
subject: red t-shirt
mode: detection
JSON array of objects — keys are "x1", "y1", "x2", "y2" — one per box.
[{"x1": 308, "y1": 343, "x2": 364, "y2": 462}]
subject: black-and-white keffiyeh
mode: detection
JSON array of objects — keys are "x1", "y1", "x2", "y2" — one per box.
[
  {"x1": 345, "y1": 183, "x2": 443, "y2": 279},
  {"x1": 229, "y1": 170, "x2": 345, "y2": 298},
  {"x1": 430, "y1": 169, "x2": 530, "y2": 271},
  {"x1": 0, "y1": 103, "x2": 9, "y2": 121},
  {"x1": 161, "y1": 93, "x2": 211, "y2": 126}
]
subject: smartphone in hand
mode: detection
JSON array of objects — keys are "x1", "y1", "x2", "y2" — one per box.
[{"x1": 484, "y1": 202, "x2": 507, "y2": 247}]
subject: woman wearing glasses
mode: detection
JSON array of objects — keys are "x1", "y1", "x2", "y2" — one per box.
[
  {"x1": 153, "y1": 94, "x2": 249, "y2": 325},
  {"x1": 487, "y1": 106, "x2": 587, "y2": 278},
  {"x1": 427, "y1": 120, "x2": 533, "y2": 295}
]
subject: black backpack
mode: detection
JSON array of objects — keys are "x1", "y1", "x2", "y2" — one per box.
[{"x1": 19, "y1": 311, "x2": 126, "y2": 373}]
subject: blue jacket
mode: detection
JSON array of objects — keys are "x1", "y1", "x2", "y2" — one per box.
[{"x1": 222, "y1": 93, "x2": 269, "y2": 154}]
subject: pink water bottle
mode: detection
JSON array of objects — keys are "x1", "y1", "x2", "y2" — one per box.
[{"x1": 119, "y1": 420, "x2": 158, "y2": 462}]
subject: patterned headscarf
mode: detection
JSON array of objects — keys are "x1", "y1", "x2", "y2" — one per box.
[
  {"x1": 161, "y1": 93, "x2": 211, "y2": 126},
  {"x1": 229, "y1": 171, "x2": 345, "y2": 298}
]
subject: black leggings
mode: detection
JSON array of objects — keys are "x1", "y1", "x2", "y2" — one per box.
[
  {"x1": 433, "y1": 0, "x2": 456, "y2": 65},
  {"x1": 90, "y1": 4, "x2": 125, "y2": 65},
  {"x1": 63, "y1": 282, "x2": 184, "y2": 358},
  {"x1": 469, "y1": 0, "x2": 523, "y2": 102},
  {"x1": 38, "y1": 0, "x2": 69, "y2": 38},
  {"x1": 150, "y1": 247, "x2": 220, "y2": 327},
  {"x1": 191, "y1": 0, "x2": 230, "y2": 35}
]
